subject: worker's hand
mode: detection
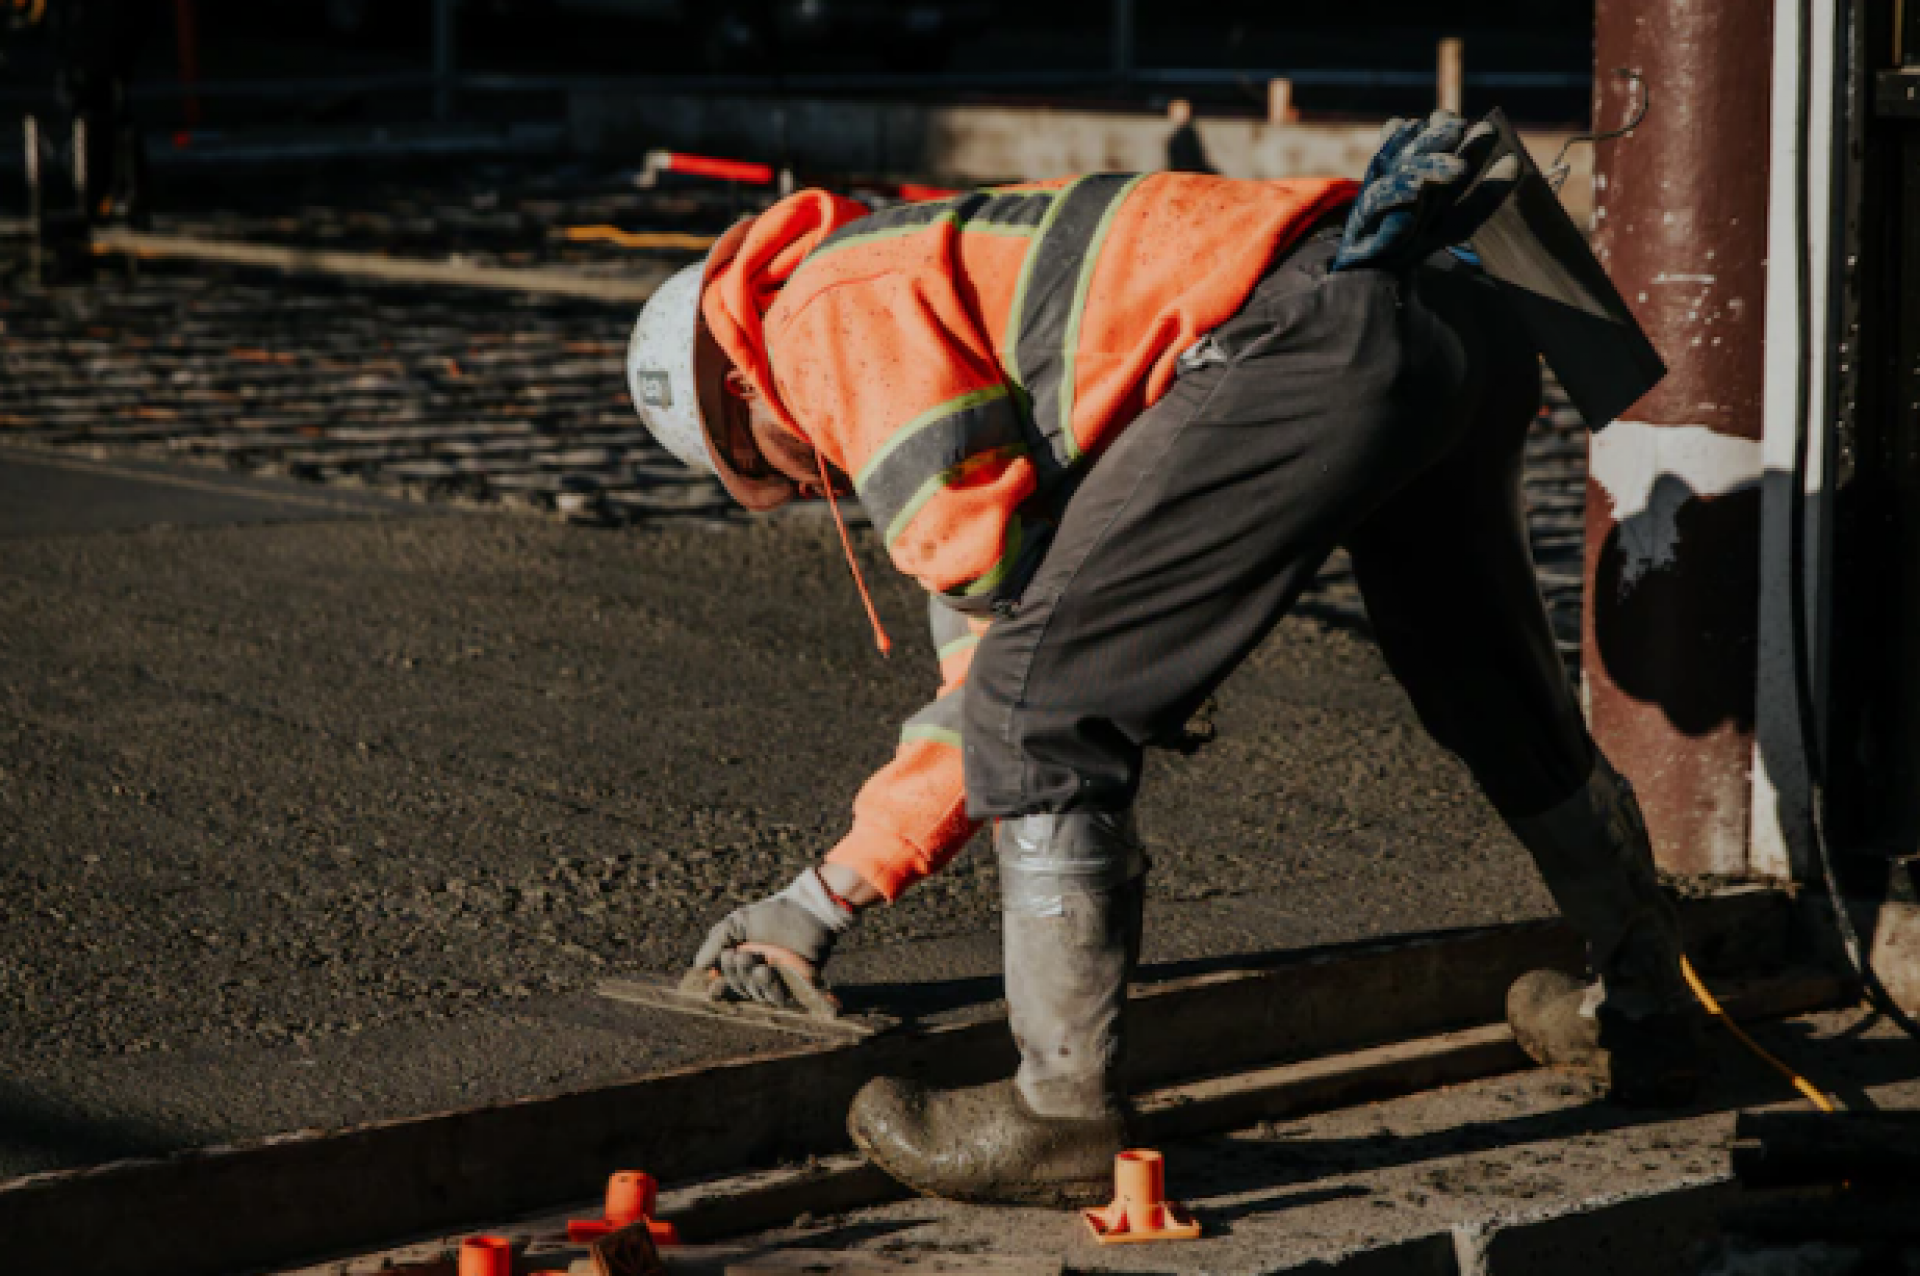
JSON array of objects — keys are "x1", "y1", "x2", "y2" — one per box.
[
  {"x1": 1333, "y1": 111, "x2": 1521, "y2": 274},
  {"x1": 690, "y1": 867, "x2": 859, "y2": 1009}
]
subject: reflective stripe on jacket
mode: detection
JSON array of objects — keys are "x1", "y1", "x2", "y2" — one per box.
[{"x1": 701, "y1": 171, "x2": 1357, "y2": 899}]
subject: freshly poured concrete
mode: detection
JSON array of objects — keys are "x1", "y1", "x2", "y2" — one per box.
[{"x1": 0, "y1": 452, "x2": 1564, "y2": 1177}]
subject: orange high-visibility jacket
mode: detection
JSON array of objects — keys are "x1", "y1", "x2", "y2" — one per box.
[{"x1": 703, "y1": 172, "x2": 1356, "y2": 900}]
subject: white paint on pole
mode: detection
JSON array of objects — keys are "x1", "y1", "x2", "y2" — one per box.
[
  {"x1": 1751, "y1": 0, "x2": 1841, "y2": 882},
  {"x1": 1588, "y1": 420, "x2": 1763, "y2": 591}
]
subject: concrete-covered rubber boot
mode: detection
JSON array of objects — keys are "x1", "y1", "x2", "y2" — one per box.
[
  {"x1": 1507, "y1": 970, "x2": 1704, "y2": 1107},
  {"x1": 1504, "y1": 756, "x2": 1706, "y2": 1107},
  {"x1": 845, "y1": 1077, "x2": 1127, "y2": 1207},
  {"x1": 848, "y1": 811, "x2": 1146, "y2": 1206}
]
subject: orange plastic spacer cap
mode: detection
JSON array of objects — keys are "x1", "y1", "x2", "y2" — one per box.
[
  {"x1": 1082, "y1": 1149, "x2": 1202, "y2": 1244},
  {"x1": 566, "y1": 1170, "x2": 680, "y2": 1248},
  {"x1": 605, "y1": 1171, "x2": 659, "y2": 1226},
  {"x1": 564, "y1": 1217, "x2": 681, "y2": 1245},
  {"x1": 458, "y1": 1235, "x2": 514, "y2": 1276}
]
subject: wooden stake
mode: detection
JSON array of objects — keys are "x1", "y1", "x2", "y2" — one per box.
[
  {"x1": 1267, "y1": 79, "x2": 1297, "y2": 125},
  {"x1": 1438, "y1": 37, "x2": 1465, "y2": 114}
]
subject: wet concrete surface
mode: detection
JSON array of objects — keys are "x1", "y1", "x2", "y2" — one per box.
[
  {"x1": 0, "y1": 448, "x2": 421, "y2": 538},
  {"x1": 0, "y1": 448, "x2": 1557, "y2": 1179}
]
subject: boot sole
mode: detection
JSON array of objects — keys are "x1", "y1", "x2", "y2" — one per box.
[
  {"x1": 1529, "y1": 1056, "x2": 1705, "y2": 1109},
  {"x1": 848, "y1": 1122, "x2": 1110, "y2": 1209}
]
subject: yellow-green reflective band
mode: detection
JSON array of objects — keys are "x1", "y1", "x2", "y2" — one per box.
[
  {"x1": 953, "y1": 514, "x2": 1026, "y2": 597},
  {"x1": 1001, "y1": 176, "x2": 1088, "y2": 389},
  {"x1": 937, "y1": 633, "x2": 981, "y2": 663},
  {"x1": 901, "y1": 724, "x2": 964, "y2": 748},
  {"x1": 1055, "y1": 173, "x2": 1150, "y2": 465},
  {"x1": 809, "y1": 189, "x2": 1056, "y2": 267},
  {"x1": 809, "y1": 207, "x2": 962, "y2": 262},
  {"x1": 882, "y1": 444, "x2": 1024, "y2": 549},
  {"x1": 902, "y1": 687, "x2": 966, "y2": 745},
  {"x1": 857, "y1": 384, "x2": 1009, "y2": 489},
  {"x1": 1004, "y1": 174, "x2": 1143, "y2": 479}
]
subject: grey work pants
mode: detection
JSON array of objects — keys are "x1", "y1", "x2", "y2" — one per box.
[{"x1": 963, "y1": 238, "x2": 1594, "y2": 821}]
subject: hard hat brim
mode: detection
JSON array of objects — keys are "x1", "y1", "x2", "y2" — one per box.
[{"x1": 693, "y1": 220, "x2": 798, "y2": 513}]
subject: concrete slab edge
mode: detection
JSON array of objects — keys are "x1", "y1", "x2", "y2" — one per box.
[
  {"x1": 1267, "y1": 1177, "x2": 1733, "y2": 1275},
  {"x1": 0, "y1": 891, "x2": 1805, "y2": 1276}
]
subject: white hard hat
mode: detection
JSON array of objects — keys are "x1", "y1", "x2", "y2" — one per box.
[{"x1": 625, "y1": 220, "x2": 796, "y2": 511}]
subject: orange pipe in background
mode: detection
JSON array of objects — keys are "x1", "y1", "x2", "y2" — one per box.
[
  {"x1": 559, "y1": 225, "x2": 719, "y2": 251},
  {"x1": 658, "y1": 152, "x2": 775, "y2": 185}
]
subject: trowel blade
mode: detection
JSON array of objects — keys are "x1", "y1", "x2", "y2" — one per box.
[
  {"x1": 1465, "y1": 108, "x2": 1667, "y2": 431},
  {"x1": 596, "y1": 971, "x2": 896, "y2": 1040}
]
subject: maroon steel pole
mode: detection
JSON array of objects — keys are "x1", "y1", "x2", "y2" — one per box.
[{"x1": 1583, "y1": 1, "x2": 1775, "y2": 875}]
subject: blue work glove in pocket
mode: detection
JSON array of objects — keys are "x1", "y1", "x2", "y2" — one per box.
[{"x1": 1333, "y1": 110, "x2": 1522, "y2": 274}]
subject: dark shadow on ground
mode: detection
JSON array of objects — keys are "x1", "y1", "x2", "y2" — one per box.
[
  {"x1": 1158, "y1": 1019, "x2": 1920, "y2": 1220},
  {"x1": 0, "y1": 1079, "x2": 189, "y2": 1171}
]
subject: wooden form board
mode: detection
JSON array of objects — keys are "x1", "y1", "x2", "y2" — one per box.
[
  {"x1": 91, "y1": 230, "x2": 674, "y2": 304},
  {"x1": 658, "y1": 969, "x2": 1847, "y2": 1246},
  {"x1": 0, "y1": 890, "x2": 1805, "y2": 1276},
  {"x1": 723, "y1": 1256, "x2": 1059, "y2": 1276},
  {"x1": 272, "y1": 968, "x2": 1851, "y2": 1276}
]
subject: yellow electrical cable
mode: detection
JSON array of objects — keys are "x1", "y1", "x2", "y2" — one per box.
[
  {"x1": 1681, "y1": 956, "x2": 1840, "y2": 1113},
  {"x1": 558, "y1": 226, "x2": 718, "y2": 251}
]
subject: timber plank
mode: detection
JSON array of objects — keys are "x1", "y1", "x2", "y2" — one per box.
[{"x1": 92, "y1": 230, "x2": 674, "y2": 304}]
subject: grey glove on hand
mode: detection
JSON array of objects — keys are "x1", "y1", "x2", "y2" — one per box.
[{"x1": 691, "y1": 868, "x2": 857, "y2": 1007}]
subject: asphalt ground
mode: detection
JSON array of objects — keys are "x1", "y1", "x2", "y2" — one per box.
[{"x1": 0, "y1": 446, "x2": 1562, "y2": 1179}]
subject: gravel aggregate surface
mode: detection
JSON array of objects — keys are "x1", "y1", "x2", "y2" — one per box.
[{"x1": 0, "y1": 498, "x2": 1559, "y2": 1178}]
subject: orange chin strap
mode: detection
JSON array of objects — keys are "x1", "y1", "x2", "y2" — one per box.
[{"x1": 817, "y1": 451, "x2": 892, "y2": 657}]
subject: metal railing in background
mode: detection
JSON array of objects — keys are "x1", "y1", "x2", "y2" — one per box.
[{"x1": 0, "y1": 65, "x2": 1590, "y2": 111}]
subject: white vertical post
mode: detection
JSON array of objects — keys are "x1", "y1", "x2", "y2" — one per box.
[
  {"x1": 1267, "y1": 78, "x2": 1296, "y2": 125},
  {"x1": 1752, "y1": 0, "x2": 1842, "y2": 881}
]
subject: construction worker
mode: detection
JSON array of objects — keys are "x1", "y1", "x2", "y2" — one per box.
[
  {"x1": 628, "y1": 113, "x2": 1704, "y2": 1207},
  {"x1": 6, "y1": 0, "x2": 153, "y2": 239}
]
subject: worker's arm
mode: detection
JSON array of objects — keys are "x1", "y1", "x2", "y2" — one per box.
[
  {"x1": 689, "y1": 600, "x2": 987, "y2": 1005},
  {"x1": 822, "y1": 598, "x2": 988, "y2": 900}
]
